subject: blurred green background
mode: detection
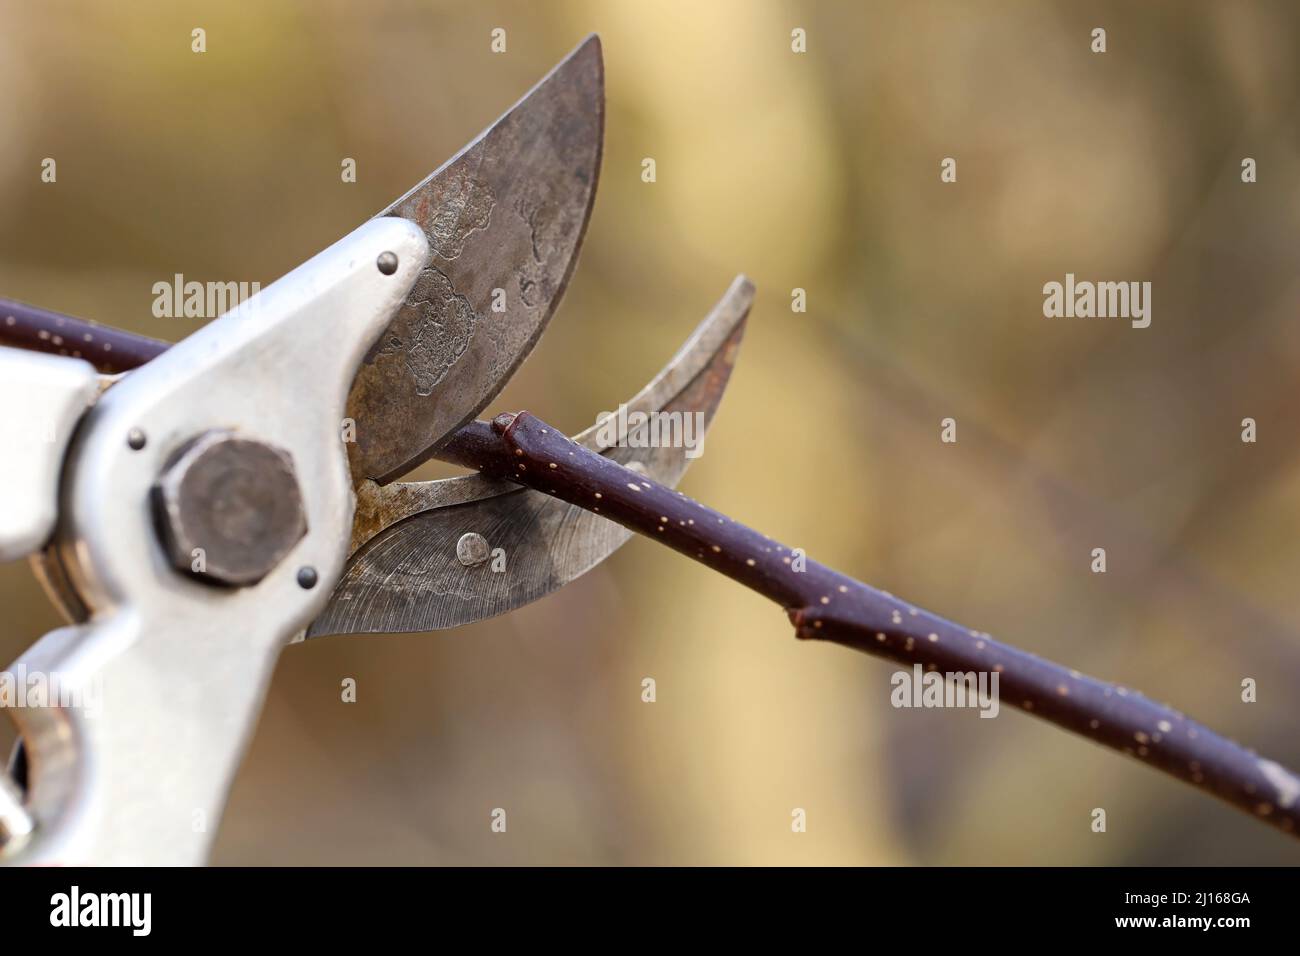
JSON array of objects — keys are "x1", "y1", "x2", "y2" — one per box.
[{"x1": 3, "y1": 0, "x2": 1300, "y2": 864}]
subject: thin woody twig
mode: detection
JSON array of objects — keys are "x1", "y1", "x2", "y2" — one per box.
[
  {"x1": 5, "y1": 300, "x2": 1300, "y2": 840},
  {"x1": 0, "y1": 298, "x2": 168, "y2": 374},
  {"x1": 441, "y1": 412, "x2": 1300, "y2": 841}
]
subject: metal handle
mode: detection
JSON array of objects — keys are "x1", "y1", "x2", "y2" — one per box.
[
  {"x1": 0, "y1": 348, "x2": 98, "y2": 562},
  {"x1": 3, "y1": 218, "x2": 429, "y2": 864}
]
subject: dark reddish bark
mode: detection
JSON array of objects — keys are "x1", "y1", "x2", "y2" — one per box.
[
  {"x1": 441, "y1": 411, "x2": 1300, "y2": 841},
  {"x1": 5, "y1": 300, "x2": 1300, "y2": 840},
  {"x1": 0, "y1": 299, "x2": 167, "y2": 374}
]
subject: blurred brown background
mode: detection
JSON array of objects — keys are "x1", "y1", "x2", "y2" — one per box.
[{"x1": 3, "y1": 0, "x2": 1300, "y2": 864}]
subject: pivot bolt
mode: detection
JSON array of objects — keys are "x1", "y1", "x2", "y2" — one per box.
[{"x1": 153, "y1": 430, "x2": 308, "y2": 587}]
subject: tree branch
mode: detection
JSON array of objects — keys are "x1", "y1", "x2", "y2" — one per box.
[
  {"x1": 442, "y1": 411, "x2": 1300, "y2": 841},
  {"x1": 5, "y1": 299, "x2": 1300, "y2": 840},
  {"x1": 0, "y1": 298, "x2": 168, "y2": 374}
]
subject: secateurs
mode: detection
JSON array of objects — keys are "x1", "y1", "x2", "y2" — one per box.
[{"x1": 0, "y1": 36, "x2": 751, "y2": 864}]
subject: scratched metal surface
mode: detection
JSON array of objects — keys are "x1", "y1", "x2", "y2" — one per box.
[
  {"x1": 309, "y1": 278, "x2": 751, "y2": 637},
  {"x1": 346, "y1": 36, "x2": 604, "y2": 485}
]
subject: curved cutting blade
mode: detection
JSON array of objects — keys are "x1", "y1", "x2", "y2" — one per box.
[
  {"x1": 307, "y1": 276, "x2": 753, "y2": 638},
  {"x1": 347, "y1": 35, "x2": 604, "y2": 485}
]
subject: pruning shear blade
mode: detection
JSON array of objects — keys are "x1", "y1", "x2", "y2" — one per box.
[{"x1": 309, "y1": 277, "x2": 752, "y2": 637}]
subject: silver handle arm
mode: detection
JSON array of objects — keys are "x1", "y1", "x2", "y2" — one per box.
[{"x1": 3, "y1": 217, "x2": 428, "y2": 865}]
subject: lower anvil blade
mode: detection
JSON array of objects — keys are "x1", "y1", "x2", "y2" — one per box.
[
  {"x1": 308, "y1": 277, "x2": 752, "y2": 638},
  {"x1": 347, "y1": 35, "x2": 604, "y2": 485}
]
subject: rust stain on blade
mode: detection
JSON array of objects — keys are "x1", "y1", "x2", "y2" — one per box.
[{"x1": 347, "y1": 35, "x2": 604, "y2": 485}]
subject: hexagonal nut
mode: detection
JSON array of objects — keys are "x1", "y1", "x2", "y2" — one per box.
[{"x1": 152, "y1": 430, "x2": 308, "y2": 587}]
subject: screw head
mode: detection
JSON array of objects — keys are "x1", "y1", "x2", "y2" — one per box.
[
  {"x1": 456, "y1": 532, "x2": 490, "y2": 567},
  {"x1": 127, "y1": 428, "x2": 147, "y2": 450},
  {"x1": 376, "y1": 251, "x2": 399, "y2": 275},
  {"x1": 152, "y1": 430, "x2": 308, "y2": 587},
  {"x1": 297, "y1": 566, "x2": 319, "y2": 589}
]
